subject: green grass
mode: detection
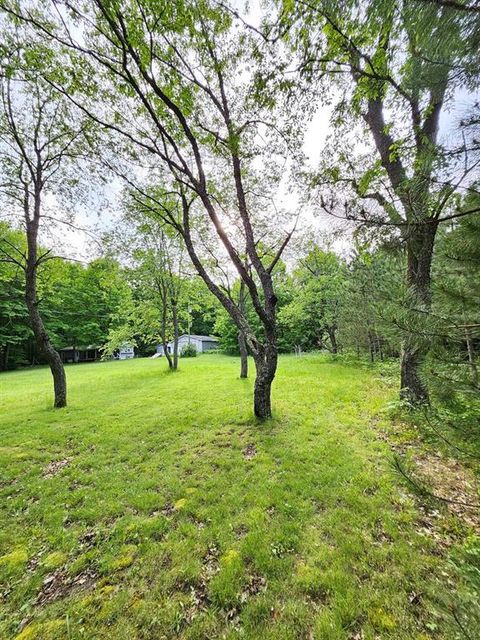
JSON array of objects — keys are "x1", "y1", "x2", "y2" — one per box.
[{"x1": 0, "y1": 354, "x2": 464, "y2": 639}]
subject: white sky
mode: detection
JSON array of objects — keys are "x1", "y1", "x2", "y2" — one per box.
[{"x1": 51, "y1": 107, "x2": 336, "y2": 263}]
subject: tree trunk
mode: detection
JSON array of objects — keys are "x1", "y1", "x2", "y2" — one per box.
[
  {"x1": 327, "y1": 325, "x2": 338, "y2": 354},
  {"x1": 400, "y1": 346, "x2": 428, "y2": 403},
  {"x1": 377, "y1": 335, "x2": 384, "y2": 362},
  {"x1": 237, "y1": 280, "x2": 248, "y2": 378},
  {"x1": 0, "y1": 343, "x2": 9, "y2": 371},
  {"x1": 368, "y1": 329, "x2": 375, "y2": 363},
  {"x1": 22, "y1": 184, "x2": 67, "y2": 407},
  {"x1": 465, "y1": 326, "x2": 478, "y2": 388},
  {"x1": 172, "y1": 301, "x2": 179, "y2": 370},
  {"x1": 238, "y1": 330, "x2": 248, "y2": 378},
  {"x1": 163, "y1": 340, "x2": 173, "y2": 369},
  {"x1": 179, "y1": 194, "x2": 280, "y2": 419},
  {"x1": 253, "y1": 337, "x2": 277, "y2": 419},
  {"x1": 400, "y1": 222, "x2": 437, "y2": 404},
  {"x1": 25, "y1": 267, "x2": 67, "y2": 408},
  {"x1": 160, "y1": 303, "x2": 173, "y2": 369}
]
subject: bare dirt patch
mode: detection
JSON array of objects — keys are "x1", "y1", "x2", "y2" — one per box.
[
  {"x1": 234, "y1": 524, "x2": 248, "y2": 539},
  {"x1": 36, "y1": 566, "x2": 98, "y2": 605},
  {"x1": 374, "y1": 418, "x2": 480, "y2": 551},
  {"x1": 242, "y1": 443, "x2": 257, "y2": 460},
  {"x1": 413, "y1": 452, "x2": 480, "y2": 533},
  {"x1": 181, "y1": 545, "x2": 220, "y2": 624},
  {"x1": 78, "y1": 529, "x2": 99, "y2": 550},
  {"x1": 240, "y1": 573, "x2": 266, "y2": 602},
  {"x1": 42, "y1": 457, "x2": 72, "y2": 478},
  {"x1": 160, "y1": 502, "x2": 175, "y2": 517},
  {"x1": 202, "y1": 544, "x2": 220, "y2": 579}
]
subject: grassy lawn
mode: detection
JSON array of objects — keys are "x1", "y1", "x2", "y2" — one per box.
[{"x1": 0, "y1": 354, "x2": 464, "y2": 639}]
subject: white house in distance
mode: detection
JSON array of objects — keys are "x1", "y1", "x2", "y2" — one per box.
[
  {"x1": 117, "y1": 343, "x2": 135, "y2": 360},
  {"x1": 156, "y1": 334, "x2": 219, "y2": 356}
]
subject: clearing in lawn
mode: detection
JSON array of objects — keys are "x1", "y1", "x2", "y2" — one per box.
[{"x1": 0, "y1": 355, "x2": 468, "y2": 639}]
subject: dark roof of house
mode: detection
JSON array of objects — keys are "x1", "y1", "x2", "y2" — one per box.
[{"x1": 59, "y1": 345, "x2": 102, "y2": 351}]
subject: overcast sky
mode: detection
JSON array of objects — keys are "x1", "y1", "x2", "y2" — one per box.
[{"x1": 41, "y1": 2, "x2": 478, "y2": 265}]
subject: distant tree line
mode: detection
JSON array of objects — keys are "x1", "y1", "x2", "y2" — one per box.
[
  {"x1": 0, "y1": 220, "x2": 219, "y2": 370},
  {"x1": 1, "y1": 206, "x2": 479, "y2": 426}
]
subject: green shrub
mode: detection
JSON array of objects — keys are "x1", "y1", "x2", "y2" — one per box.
[{"x1": 180, "y1": 343, "x2": 197, "y2": 358}]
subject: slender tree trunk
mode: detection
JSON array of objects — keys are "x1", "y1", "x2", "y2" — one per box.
[
  {"x1": 0, "y1": 343, "x2": 9, "y2": 371},
  {"x1": 172, "y1": 300, "x2": 179, "y2": 370},
  {"x1": 464, "y1": 326, "x2": 478, "y2": 388},
  {"x1": 180, "y1": 195, "x2": 280, "y2": 419},
  {"x1": 238, "y1": 281, "x2": 248, "y2": 378},
  {"x1": 377, "y1": 334, "x2": 384, "y2": 361},
  {"x1": 238, "y1": 330, "x2": 248, "y2": 378},
  {"x1": 253, "y1": 334, "x2": 277, "y2": 419},
  {"x1": 162, "y1": 339, "x2": 173, "y2": 369},
  {"x1": 327, "y1": 325, "x2": 338, "y2": 354},
  {"x1": 368, "y1": 329, "x2": 375, "y2": 363},
  {"x1": 160, "y1": 298, "x2": 173, "y2": 369},
  {"x1": 400, "y1": 222, "x2": 437, "y2": 404},
  {"x1": 23, "y1": 179, "x2": 67, "y2": 406},
  {"x1": 25, "y1": 245, "x2": 66, "y2": 408}
]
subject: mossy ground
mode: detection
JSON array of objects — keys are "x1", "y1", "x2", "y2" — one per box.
[{"x1": 0, "y1": 354, "x2": 469, "y2": 639}]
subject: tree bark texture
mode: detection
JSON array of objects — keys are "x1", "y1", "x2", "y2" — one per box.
[
  {"x1": 238, "y1": 280, "x2": 248, "y2": 378},
  {"x1": 238, "y1": 330, "x2": 248, "y2": 378},
  {"x1": 253, "y1": 334, "x2": 277, "y2": 419},
  {"x1": 399, "y1": 222, "x2": 437, "y2": 403}
]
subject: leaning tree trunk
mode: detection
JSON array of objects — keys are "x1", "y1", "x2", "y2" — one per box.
[
  {"x1": 25, "y1": 250, "x2": 67, "y2": 408},
  {"x1": 400, "y1": 221, "x2": 438, "y2": 404},
  {"x1": 253, "y1": 334, "x2": 277, "y2": 419},
  {"x1": 162, "y1": 338, "x2": 173, "y2": 369},
  {"x1": 238, "y1": 281, "x2": 248, "y2": 378},
  {"x1": 238, "y1": 330, "x2": 248, "y2": 378}
]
